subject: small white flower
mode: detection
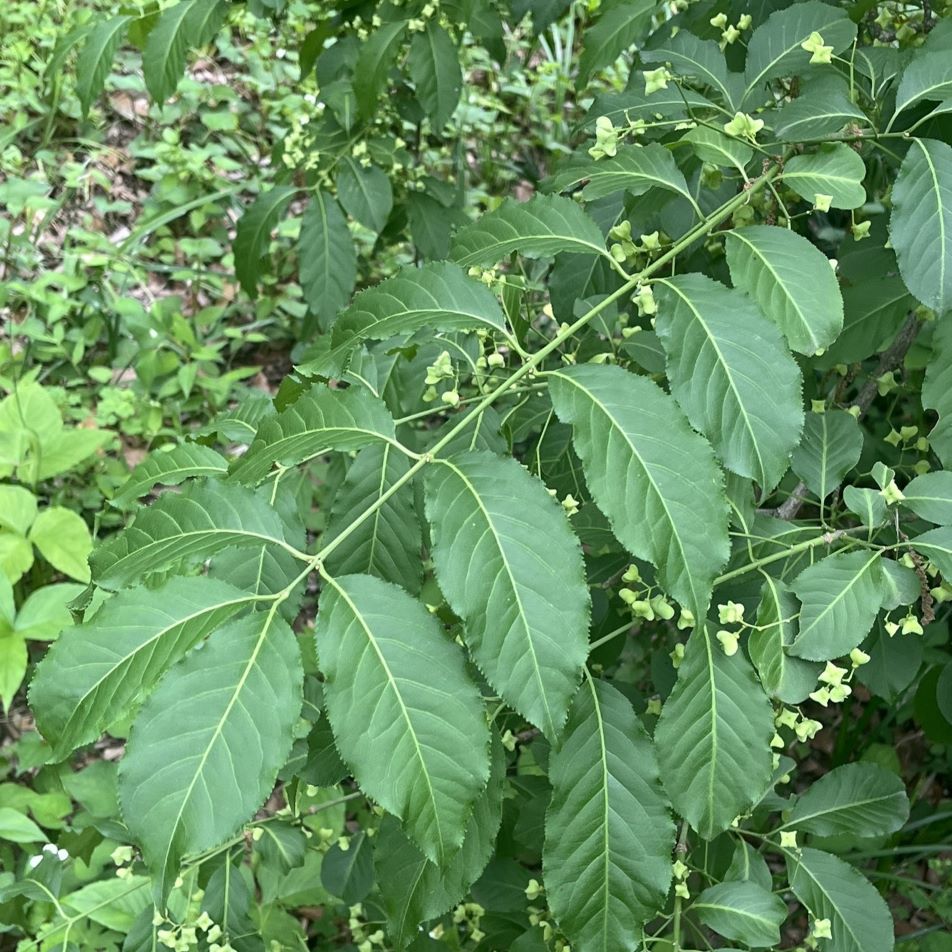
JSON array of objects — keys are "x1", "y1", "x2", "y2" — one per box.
[{"x1": 28, "y1": 855, "x2": 43, "y2": 869}]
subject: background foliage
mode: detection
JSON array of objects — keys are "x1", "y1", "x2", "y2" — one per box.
[{"x1": 2, "y1": 0, "x2": 952, "y2": 950}]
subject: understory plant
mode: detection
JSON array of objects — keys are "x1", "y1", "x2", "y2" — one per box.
[{"x1": 5, "y1": 0, "x2": 952, "y2": 949}]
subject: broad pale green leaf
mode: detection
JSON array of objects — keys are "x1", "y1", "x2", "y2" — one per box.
[
  {"x1": 923, "y1": 319, "x2": 952, "y2": 466},
  {"x1": 91, "y1": 481, "x2": 295, "y2": 589},
  {"x1": 844, "y1": 486, "x2": 888, "y2": 529},
  {"x1": 893, "y1": 51, "x2": 952, "y2": 118},
  {"x1": 425, "y1": 451, "x2": 590, "y2": 740},
  {"x1": 773, "y1": 77, "x2": 867, "y2": 141},
  {"x1": 725, "y1": 839, "x2": 773, "y2": 892},
  {"x1": 408, "y1": 22, "x2": 462, "y2": 128},
  {"x1": 375, "y1": 736, "x2": 505, "y2": 946},
  {"x1": 577, "y1": 0, "x2": 655, "y2": 87},
  {"x1": 790, "y1": 551, "x2": 883, "y2": 661},
  {"x1": 544, "y1": 144, "x2": 693, "y2": 203},
  {"x1": 230, "y1": 385, "x2": 396, "y2": 485},
  {"x1": 642, "y1": 32, "x2": 734, "y2": 106},
  {"x1": 315, "y1": 573, "x2": 489, "y2": 864},
  {"x1": 76, "y1": 16, "x2": 131, "y2": 117},
  {"x1": 337, "y1": 159, "x2": 393, "y2": 233},
  {"x1": 451, "y1": 196, "x2": 607, "y2": 266},
  {"x1": 142, "y1": 0, "x2": 229, "y2": 103},
  {"x1": 299, "y1": 190, "x2": 356, "y2": 330},
  {"x1": 333, "y1": 262, "x2": 507, "y2": 348},
  {"x1": 694, "y1": 881, "x2": 786, "y2": 949},
  {"x1": 29, "y1": 507, "x2": 92, "y2": 582},
  {"x1": 323, "y1": 444, "x2": 422, "y2": 595},
  {"x1": 233, "y1": 186, "x2": 297, "y2": 297},
  {"x1": 60, "y1": 876, "x2": 151, "y2": 933},
  {"x1": 354, "y1": 21, "x2": 407, "y2": 117},
  {"x1": 584, "y1": 88, "x2": 716, "y2": 129},
  {"x1": 790, "y1": 410, "x2": 864, "y2": 501},
  {"x1": 682, "y1": 126, "x2": 753, "y2": 173},
  {"x1": 548, "y1": 364, "x2": 729, "y2": 619},
  {"x1": 654, "y1": 273, "x2": 803, "y2": 491},
  {"x1": 543, "y1": 678, "x2": 674, "y2": 952},
  {"x1": 0, "y1": 485, "x2": 36, "y2": 535},
  {"x1": 742, "y1": 2, "x2": 857, "y2": 106},
  {"x1": 902, "y1": 471, "x2": 952, "y2": 524},
  {"x1": 30, "y1": 577, "x2": 253, "y2": 760},
  {"x1": 120, "y1": 612, "x2": 302, "y2": 900},
  {"x1": 786, "y1": 763, "x2": 909, "y2": 838},
  {"x1": 655, "y1": 625, "x2": 774, "y2": 838},
  {"x1": 786, "y1": 848, "x2": 894, "y2": 952},
  {"x1": 889, "y1": 138, "x2": 952, "y2": 313},
  {"x1": 750, "y1": 576, "x2": 819, "y2": 703},
  {"x1": 725, "y1": 225, "x2": 843, "y2": 355},
  {"x1": 113, "y1": 444, "x2": 228, "y2": 507},
  {"x1": 782, "y1": 144, "x2": 867, "y2": 210},
  {"x1": 0, "y1": 806, "x2": 44, "y2": 843},
  {"x1": 909, "y1": 525, "x2": 952, "y2": 577}
]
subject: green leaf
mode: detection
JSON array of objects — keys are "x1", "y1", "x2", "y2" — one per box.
[
  {"x1": 60, "y1": 877, "x2": 151, "y2": 933},
  {"x1": 725, "y1": 225, "x2": 843, "y2": 355},
  {"x1": 655, "y1": 625, "x2": 774, "y2": 838},
  {"x1": 544, "y1": 143, "x2": 694, "y2": 203},
  {"x1": 408, "y1": 22, "x2": 462, "y2": 128},
  {"x1": 682, "y1": 126, "x2": 753, "y2": 173},
  {"x1": 354, "y1": 21, "x2": 407, "y2": 117},
  {"x1": 14, "y1": 582, "x2": 82, "y2": 641},
  {"x1": 543, "y1": 678, "x2": 674, "y2": 952},
  {"x1": 375, "y1": 736, "x2": 505, "y2": 946},
  {"x1": 425, "y1": 451, "x2": 590, "y2": 740},
  {"x1": 29, "y1": 507, "x2": 92, "y2": 582},
  {"x1": 451, "y1": 196, "x2": 607, "y2": 267},
  {"x1": 790, "y1": 410, "x2": 864, "y2": 501},
  {"x1": 119, "y1": 611, "x2": 302, "y2": 900},
  {"x1": 321, "y1": 832, "x2": 374, "y2": 903},
  {"x1": 113, "y1": 444, "x2": 228, "y2": 507},
  {"x1": 786, "y1": 847, "x2": 894, "y2": 952},
  {"x1": 0, "y1": 486, "x2": 36, "y2": 535},
  {"x1": 654, "y1": 273, "x2": 803, "y2": 491},
  {"x1": 787, "y1": 763, "x2": 909, "y2": 838},
  {"x1": 923, "y1": 319, "x2": 952, "y2": 466},
  {"x1": 233, "y1": 186, "x2": 297, "y2": 297},
  {"x1": 299, "y1": 190, "x2": 356, "y2": 331},
  {"x1": 548, "y1": 364, "x2": 729, "y2": 619},
  {"x1": 902, "y1": 471, "x2": 952, "y2": 524},
  {"x1": 337, "y1": 159, "x2": 393, "y2": 233},
  {"x1": 76, "y1": 16, "x2": 131, "y2": 117},
  {"x1": 889, "y1": 138, "x2": 952, "y2": 313},
  {"x1": 324, "y1": 444, "x2": 422, "y2": 595},
  {"x1": 35, "y1": 428, "x2": 112, "y2": 480},
  {"x1": 585, "y1": 87, "x2": 716, "y2": 129},
  {"x1": 693, "y1": 881, "x2": 786, "y2": 949},
  {"x1": 909, "y1": 525, "x2": 952, "y2": 577},
  {"x1": 230, "y1": 385, "x2": 397, "y2": 486},
  {"x1": 893, "y1": 51, "x2": 952, "y2": 118},
  {"x1": 315, "y1": 573, "x2": 490, "y2": 865},
  {"x1": 91, "y1": 481, "x2": 296, "y2": 589},
  {"x1": 790, "y1": 551, "x2": 883, "y2": 661},
  {"x1": 0, "y1": 806, "x2": 45, "y2": 843},
  {"x1": 773, "y1": 76, "x2": 868, "y2": 141},
  {"x1": 333, "y1": 262, "x2": 507, "y2": 349},
  {"x1": 642, "y1": 32, "x2": 734, "y2": 106},
  {"x1": 750, "y1": 576, "x2": 820, "y2": 703},
  {"x1": 577, "y1": 0, "x2": 655, "y2": 87},
  {"x1": 742, "y1": 2, "x2": 857, "y2": 106},
  {"x1": 782, "y1": 143, "x2": 867, "y2": 210},
  {"x1": 844, "y1": 486, "x2": 888, "y2": 529},
  {"x1": 0, "y1": 634, "x2": 27, "y2": 713},
  {"x1": 142, "y1": 0, "x2": 229, "y2": 103},
  {"x1": 31, "y1": 577, "x2": 254, "y2": 760}
]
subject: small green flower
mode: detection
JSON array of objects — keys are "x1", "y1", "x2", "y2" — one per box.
[
  {"x1": 881, "y1": 479, "x2": 905, "y2": 505},
  {"x1": 852, "y1": 220, "x2": 871, "y2": 241},
  {"x1": 589, "y1": 115, "x2": 619, "y2": 159},
  {"x1": 718, "y1": 601, "x2": 745, "y2": 624},
  {"x1": 716, "y1": 629, "x2": 739, "y2": 656},
  {"x1": 643, "y1": 67, "x2": 671, "y2": 96},
  {"x1": 801, "y1": 31, "x2": 834, "y2": 64},
  {"x1": 818, "y1": 661, "x2": 847, "y2": 686},
  {"x1": 723, "y1": 111, "x2": 764, "y2": 142},
  {"x1": 813, "y1": 193, "x2": 833, "y2": 212},
  {"x1": 779, "y1": 831, "x2": 798, "y2": 849},
  {"x1": 812, "y1": 917, "x2": 833, "y2": 940},
  {"x1": 901, "y1": 613, "x2": 924, "y2": 636},
  {"x1": 849, "y1": 647, "x2": 871, "y2": 667}
]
